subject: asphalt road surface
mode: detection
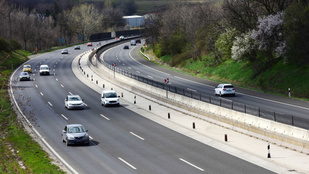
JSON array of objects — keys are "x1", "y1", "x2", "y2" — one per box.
[{"x1": 10, "y1": 41, "x2": 275, "y2": 173}]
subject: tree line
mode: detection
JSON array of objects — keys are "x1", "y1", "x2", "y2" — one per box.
[
  {"x1": 0, "y1": 0, "x2": 136, "y2": 52},
  {"x1": 145, "y1": 0, "x2": 309, "y2": 75}
]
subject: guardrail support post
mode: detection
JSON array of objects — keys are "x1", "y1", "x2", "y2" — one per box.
[
  {"x1": 193, "y1": 122, "x2": 195, "y2": 129},
  {"x1": 225, "y1": 134, "x2": 228, "y2": 142},
  {"x1": 149, "y1": 105, "x2": 151, "y2": 111},
  {"x1": 134, "y1": 95, "x2": 136, "y2": 104},
  {"x1": 168, "y1": 113, "x2": 170, "y2": 119}
]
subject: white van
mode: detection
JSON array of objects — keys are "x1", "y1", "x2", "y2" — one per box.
[
  {"x1": 39, "y1": 65, "x2": 50, "y2": 75},
  {"x1": 101, "y1": 90, "x2": 120, "y2": 106}
]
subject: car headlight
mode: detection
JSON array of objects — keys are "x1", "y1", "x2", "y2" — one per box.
[{"x1": 67, "y1": 134, "x2": 75, "y2": 140}]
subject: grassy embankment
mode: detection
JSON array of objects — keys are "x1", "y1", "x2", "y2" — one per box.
[
  {"x1": 0, "y1": 50, "x2": 64, "y2": 173},
  {"x1": 142, "y1": 49, "x2": 309, "y2": 100}
]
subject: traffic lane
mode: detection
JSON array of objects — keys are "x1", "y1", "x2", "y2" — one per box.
[
  {"x1": 12, "y1": 53, "x2": 135, "y2": 174},
  {"x1": 11, "y1": 82, "x2": 133, "y2": 174},
  {"x1": 115, "y1": 45, "x2": 309, "y2": 118}
]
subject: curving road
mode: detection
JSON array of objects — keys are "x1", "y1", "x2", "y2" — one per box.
[
  {"x1": 10, "y1": 41, "x2": 275, "y2": 173},
  {"x1": 102, "y1": 41, "x2": 309, "y2": 126}
]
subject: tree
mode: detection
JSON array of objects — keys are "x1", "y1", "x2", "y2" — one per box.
[
  {"x1": 283, "y1": 1, "x2": 309, "y2": 64},
  {"x1": 251, "y1": 12, "x2": 285, "y2": 59},
  {"x1": 231, "y1": 31, "x2": 258, "y2": 62},
  {"x1": 215, "y1": 28, "x2": 239, "y2": 61},
  {"x1": 64, "y1": 4, "x2": 103, "y2": 41}
]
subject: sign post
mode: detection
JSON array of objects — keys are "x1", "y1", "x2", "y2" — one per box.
[
  {"x1": 164, "y1": 78, "x2": 169, "y2": 98},
  {"x1": 112, "y1": 63, "x2": 116, "y2": 78}
]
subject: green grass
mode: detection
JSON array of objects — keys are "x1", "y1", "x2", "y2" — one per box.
[
  {"x1": 158, "y1": 52, "x2": 309, "y2": 100},
  {"x1": 0, "y1": 50, "x2": 65, "y2": 173}
]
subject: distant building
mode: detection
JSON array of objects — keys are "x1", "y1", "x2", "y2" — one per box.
[{"x1": 123, "y1": 15, "x2": 145, "y2": 29}]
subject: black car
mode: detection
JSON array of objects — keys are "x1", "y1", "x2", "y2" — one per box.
[
  {"x1": 123, "y1": 45, "x2": 129, "y2": 49},
  {"x1": 74, "y1": 46, "x2": 80, "y2": 50},
  {"x1": 136, "y1": 39, "x2": 141, "y2": 44}
]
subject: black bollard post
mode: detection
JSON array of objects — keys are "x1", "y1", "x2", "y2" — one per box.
[
  {"x1": 134, "y1": 96, "x2": 136, "y2": 104},
  {"x1": 149, "y1": 105, "x2": 151, "y2": 111},
  {"x1": 193, "y1": 122, "x2": 195, "y2": 129},
  {"x1": 168, "y1": 113, "x2": 170, "y2": 119},
  {"x1": 267, "y1": 142, "x2": 271, "y2": 158},
  {"x1": 225, "y1": 134, "x2": 228, "y2": 142}
]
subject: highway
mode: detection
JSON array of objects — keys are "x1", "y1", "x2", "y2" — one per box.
[
  {"x1": 102, "y1": 41, "x2": 309, "y2": 126},
  {"x1": 10, "y1": 41, "x2": 275, "y2": 173}
]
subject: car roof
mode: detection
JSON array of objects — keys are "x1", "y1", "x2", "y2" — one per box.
[
  {"x1": 102, "y1": 90, "x2": 116, "y2": 93},
  {"x1": 219, "y1": 83, "x2": 233, "y2": 86},
  {"x1": 67, "y1": 94, "x2": 81, "y2": 97},
  {"x1": 40, "y1": 64, "x2": 48, "y2": 67},
  {"x1": 24, "y1": 64, "x2": 31, "y2": 66},
  {"x1": 66, "y1": 124, "x2": 83, "y2": 127}
]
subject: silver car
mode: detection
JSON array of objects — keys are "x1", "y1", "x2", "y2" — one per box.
[
  {"x1": 65, "y1": 95, "x2": 85, "y2": 110},
  {"x1": 214, "y1": 84, "x2": 236, "y2": 96},
  {"x1": 19, "y1": 72, "x2": 30, "y2": 81},
  {"x1": 62, "y1": 124, "x2": 89, "y2": 146}
]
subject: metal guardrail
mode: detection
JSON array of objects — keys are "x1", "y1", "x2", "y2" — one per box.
[{"x1": 90, "y1": 41, "x2": 309, "y2": 130}]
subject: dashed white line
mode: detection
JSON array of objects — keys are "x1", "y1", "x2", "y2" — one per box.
[
  {"x1": 69, "y1": 92, "x2": 73, "y2": 95},
  {"x1": 61, "y1": 84, "x2": 64, "y2": 88},
  {"x1": 48, "y1": 102, "x2": 53, "y2": 107},
  {"x1": 100, "y1": 114, "x2": 110, "y2": 120},
  {"x1": 89, "y1": 136, "x2": 93, "y2": 140},
  {"x1": 56, "y1": 78, "x2": 58, "y2": 81},
  {"x1": 40, "y1": 92, "x2": 44, "y2": 96},
  {"x1": 118, "y1": 157, "x2": 136, "y2": 170},
  {"x1": 61, "y1": 114, "x2": 68, "y2": 120},
  {"x1": 130, "y1": 132, "x2": 144, "y2": 140},
  {"x1": 136, "y1": 71, "x2": 140, "y2": 74},
  {"x1": 35, "y1": 85, "x2": 38, "y2": 88},
  {"x1": 122, "y1": 63, "x2": 125, "y2": 66},
  {"x1": 148, "y1": 75, "x2": 153, "y2": 79},
  {"x1": 128, "y1": 67, "x2": 131, "y2": 69},
  {"x1": 179, "y1": 158, "x2": 204, "y2": 171}
]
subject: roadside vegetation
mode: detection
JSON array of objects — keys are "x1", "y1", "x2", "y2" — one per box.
[
  {"x1": 0, "y1": 36, "x2": 64, "y2": 173},
  {"x1": 144, "y1": 0, "x2": 309, "y2": 98}
]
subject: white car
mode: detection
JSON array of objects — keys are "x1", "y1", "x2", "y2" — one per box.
[
  {"x1": 61, "y1": 49, "x2": 68, "y2": 54},
  {"x1": 65, "y1": 95, "x2": 85, "y2": 110},
  {"x1": 101, "y1": 90, "x2": 119, "y2": 106},
  {"x1": 214, "y1": 84, "x2": 235, "y2": 96},
  {"x1": 39, "y1": 64, "x2": 50, "y2": 75}
]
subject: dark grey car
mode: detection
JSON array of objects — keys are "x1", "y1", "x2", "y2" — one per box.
[{"x1": 62, "y1": 124, "x2": 89, "y2": 146}]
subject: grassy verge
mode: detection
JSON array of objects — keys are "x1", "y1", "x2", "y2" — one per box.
[
  {"x1": 0, "y1": 51, "x2": 65, "y2": 173},
  {"x1": 142, "y1": 49, "x2": 309, "y2": 100}
]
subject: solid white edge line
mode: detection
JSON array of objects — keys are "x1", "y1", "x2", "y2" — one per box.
[
  {"x1": 9, "y1": 68, "x2": 79, "y2": 174},
  {"x1": 130, "y1": 132, "x2": 145, "y2": 140},
  {"x1": 179, "y1": 158, "x2": 204, "y2": 171},
  {"x1": 118, "y1": 157, "x2": 136, "y2": 170}
]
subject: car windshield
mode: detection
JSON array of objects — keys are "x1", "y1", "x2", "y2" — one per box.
[
  {"x1": 68, "y1": 96, "x2": 81, "y2": 101},
  {"x1": 24, "y1": 65, "x2": 31, "y2": 68},
  {"x1": 105, "y1": 93, "x2": 117, "y2": 98},
  {"x1": 41, "y1": 67, "x2": 48, "y2": 70},
  {"x1": 21, "y1": 72, "x2": 28, "y2": 75},
  {"x1": 67, "y1": 126, "x2": 85, "y2": 133}
]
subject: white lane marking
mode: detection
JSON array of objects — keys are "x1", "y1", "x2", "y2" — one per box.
[
  {"x1": 118, "y1": 157, "x2": 136, "y2": 170},
  {"x1": 179, "y1": 158, "x2": 204, "y2": 171},
  {"x1": 129, "y1": 48, "x2": 170, "y2": 76},
  {"x1": 100, "y1": 114, "x2": 110, "y2": 120},
  {"x1": 128, "y1": 67, "x2": 131, "y2": 69},
  {"x1": 130, "y1": 132, "x2": 144, "y2": 140},
  {"x1": 122, "y1": 63, "x2": 125, "y2": 66},
  {"x1": 89, "y1": 136, "x2": 93, "y2": 140},
  {"x1": 69, "y1": 92, "x2": 73, "y2": 95},
  {"x1": 84, "y1": 103, "x2": 88, "y2": 106},
  {"x1": 48, "y1": 102, "x2": 53, "y2": 107},
  {"x1": 187, "y1": 88, "x2": 197, "y2": 92},
  {"x1": 61, "y1": 114, "x2": 68, "y2": 120},
  {"x1": 118, "y1": 60, "x2": 121, "y2": 63},
  {"x1": 35, "y1": 84, "x2": 38, "y2": 88},
  {"x1": 40, "y1": 92, "x2": 44, "y2": 96},
  {"x1": 56, "y1": 78, "x2": 58, "y2": 81},
  {"x1": 148, "y1": 75, "x2": 153, "y2": 79},
  {"x1": 33, "y1": 78, "x2": 35, "y2": 81},
  {"x1": 53, "y1": 69, "x2": 55, "y2": 71},
  {"x1": 61, "y1": 84, "x2": 64, "y2": 88},
  {"x1": 136, "y1": 71, "x2": 140, "y2": 74}
]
